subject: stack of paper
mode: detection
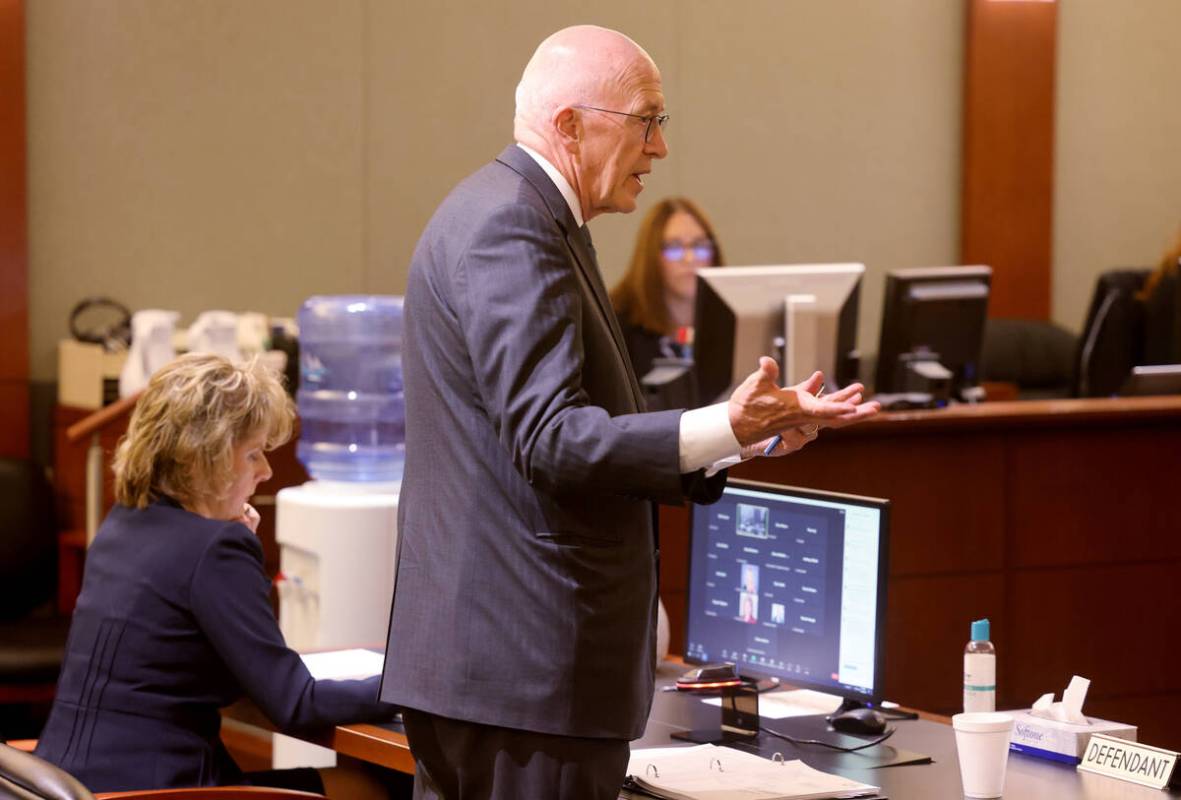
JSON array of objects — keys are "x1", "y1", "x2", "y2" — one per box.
[
  {"x1": 624, "y1": 744, "x2": 879, "y2": 800},
  {"x1": 299, "y1": 648, "x2": 384, "y2": 681}
]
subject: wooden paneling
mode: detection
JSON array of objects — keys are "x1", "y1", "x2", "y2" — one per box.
[
  {"x1": 962, "y1": 0, "x2": 1057, "y2": 319},
  {"x1": 1009, "y1": 564, "x2": 1181, "y2": 702},
  {"x1": 737, "y1": 431, "x2": 1007, "y2": 577},
  {"x1": 0, "y1": 0, "x2": 27, "y2": 455},
  {"x1": 53, "y1": 404, "x2": 122, "y2": 531},
  {"x1": 658, "y1": 396, "x2": 1181, "y2": 748},
  {"x1": 887, "y1": 573, "x2": 1005, "y2": 716},
  {"x1": 1008, "y1": 427, "x2": 1181, "y2": 567}
]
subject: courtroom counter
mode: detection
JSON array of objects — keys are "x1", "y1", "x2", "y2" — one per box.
[{"x1": 801, "y1": 394, "x2": 1181, "y2": 437}]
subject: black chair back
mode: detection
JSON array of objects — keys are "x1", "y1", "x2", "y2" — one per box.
[
  {"x1": 1142, "y1": 263, "x2": 1181, "y2": 366},
  {"x1": 0, "y1": 459, "x2": 56, "y2": 621},
  {"x1": 1073, "y1": 269, "x2": 1150, "y2": 397}
]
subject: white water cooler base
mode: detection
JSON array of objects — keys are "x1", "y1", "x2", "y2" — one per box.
[{"x1": 272, "y1": 481, "x2": 399, "y2": 770}]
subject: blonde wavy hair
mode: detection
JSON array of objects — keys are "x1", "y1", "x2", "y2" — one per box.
[{"x1": 113, "y1": 353, "x2": 295, "y2": 510}]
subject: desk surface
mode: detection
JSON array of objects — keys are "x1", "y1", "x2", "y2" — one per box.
[{"x1": 228, "y1": 661, "x2": 1181, "y2": 799}]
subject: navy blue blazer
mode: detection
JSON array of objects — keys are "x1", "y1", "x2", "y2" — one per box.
[
  {"x1": 36, "y1": 498, "x2": 394, "y2": 792},
  {"x1": 380, "y1": 145, "x2": 724, "y2": 741}
]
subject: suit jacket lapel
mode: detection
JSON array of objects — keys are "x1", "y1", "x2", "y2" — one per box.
[{"x1": 495, "y1": 146, "x2": 646, "y2": 411}]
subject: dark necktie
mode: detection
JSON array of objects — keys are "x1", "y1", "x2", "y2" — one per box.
[{"x1": 579, "y1": 224, "x2": 598, "y2": 265}]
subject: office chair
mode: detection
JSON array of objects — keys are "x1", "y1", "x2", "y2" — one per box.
[
  {"x1": 1072, "y1": 269, "x2": 1150, "y2": 397},
  {"x1": 0, "y1": 458, "x2": 70, "y2": 739},
  {"x1": 980, "y1": 318, "x2": 1077, "y2": 399},
  {"x1": 1141, "y1": 262, "x2": 1181, "y2": 366},
  {"x1": 0, "y1": 744, "x2": 328, "y2": 799}
]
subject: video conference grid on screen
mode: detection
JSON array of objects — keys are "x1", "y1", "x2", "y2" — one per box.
[{"x1": 686, "y1": 484, "x2": 884, "y2": 699}]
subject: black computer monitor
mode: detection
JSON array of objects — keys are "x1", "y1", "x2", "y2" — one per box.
[
  {"x1": 694, "y1": 264, "x2": 864, "y2": 404},
  {"x1": 684, "y1": 480, "x2": 890, "y2": 704},
  {"x1": 874, "y1": 266, "x2": 992, "y2": 402}
]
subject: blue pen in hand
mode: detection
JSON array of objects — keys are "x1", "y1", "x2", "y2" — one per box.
[{"x1": 763, "y1": 385, "x2": 824, "y2": 456}]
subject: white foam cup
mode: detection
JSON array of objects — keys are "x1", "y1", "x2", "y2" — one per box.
[{"x1": 952, "y1": 712, "x2": 1015, "y2": 798}]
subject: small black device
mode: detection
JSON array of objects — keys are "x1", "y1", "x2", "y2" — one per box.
[
  {"x1": 671, "y1": 679, "x2": 761, "y2": 745},
  {"x1": 828, "y1": 707, "x2": 887, "y2": 736},
  {"x1": 675, "y1": 662, "x2": 743, "y2": 693}
]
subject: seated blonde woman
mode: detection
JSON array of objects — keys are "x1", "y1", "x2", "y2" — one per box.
[{"x1": 35, "y1": 353, "x2": 406, "y2": 798}]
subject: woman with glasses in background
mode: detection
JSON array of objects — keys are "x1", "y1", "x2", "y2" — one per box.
[{"x1": 610, "y1": 197, "x2": 724, "y2": 407}]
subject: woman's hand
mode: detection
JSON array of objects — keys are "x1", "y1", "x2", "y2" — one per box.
[{"x1": 237, "y1": 503, "x2": 261, "y2": 534}]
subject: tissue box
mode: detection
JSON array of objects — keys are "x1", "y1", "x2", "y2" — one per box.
[{"x1": 1007, "y1": 709, "x2": 1137, "y2": 764}]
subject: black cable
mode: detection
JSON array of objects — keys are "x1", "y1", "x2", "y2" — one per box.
[{"x1": 762, "y1": 725, "x2": 896, "y2": 752}]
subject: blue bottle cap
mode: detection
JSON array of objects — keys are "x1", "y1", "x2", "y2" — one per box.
[{"x1": 971, "y1": 618, "x2": 990, "y2": 641}]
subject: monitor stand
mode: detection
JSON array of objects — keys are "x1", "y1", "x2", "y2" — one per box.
[
  {"x1": 670, "y1": 727, "x2": 758, "y2": 746},
  {"x1": 671, "y1": 682, "x2": 761, "y2": 745}
]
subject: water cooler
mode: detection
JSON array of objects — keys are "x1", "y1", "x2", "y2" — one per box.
[{"x1": 272, "y1": 296, "x2": 404, "y2": 769}]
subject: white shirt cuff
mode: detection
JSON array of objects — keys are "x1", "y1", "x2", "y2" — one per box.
[{"x1": 678, "y1": 402, "x2": 741, "y2": 474}]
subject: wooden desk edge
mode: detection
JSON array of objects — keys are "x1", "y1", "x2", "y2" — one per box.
[
  {"x1": 221, "y1": 703, "x2": 414, "y2": 775},
  {"x1": 831, "y1": 395, "x2": 1181, "y2": 436}
]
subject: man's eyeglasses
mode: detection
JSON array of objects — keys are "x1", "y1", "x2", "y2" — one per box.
[
  {"x1": 574, "y1": 105, "x2": 670, "y2": 143},
  {"x1": 661, "y1": 241, "x2": 716, "y2": 262}
]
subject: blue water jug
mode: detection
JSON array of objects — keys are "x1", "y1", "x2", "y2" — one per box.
[{"x1": 296, "y1": 296, "x2": 404, "y2": 483}]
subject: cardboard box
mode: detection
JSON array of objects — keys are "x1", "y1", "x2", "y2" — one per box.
[
  {"x1": 58, "y1": 340, "x2": 126, "y2": 410},
  {"x1": 1007, "y1": 708, "x2": 1137, "y2": 765}
]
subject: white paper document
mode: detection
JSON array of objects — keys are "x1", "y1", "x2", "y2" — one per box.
[
  {"x1": 702, "y1": 688, "x2": 845, "y2": 720},
  {"x1": 299, "y1": 648, "x2": 384, "y2": 681},
  {"x1": 623, "y1": 744, "x2": 879, "y2": 800}
]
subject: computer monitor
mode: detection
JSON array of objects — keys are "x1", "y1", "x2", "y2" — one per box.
[
  {"x1": 874, "y1": 266, "x2": 992, "y2": 402},
  {"x1": 694, "y1": 264, "x2": 864, "y2": 404},
  {"x1": 684, "y1": 480, "x2": 890, "y2": 704}
]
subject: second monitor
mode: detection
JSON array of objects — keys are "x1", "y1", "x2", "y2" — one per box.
[
  {"x1": 874, "y1": 265, "x2": 992, "y2": 403},
  {"x1": 694, "y1": 264, "x2": 864, "y2": 403}
]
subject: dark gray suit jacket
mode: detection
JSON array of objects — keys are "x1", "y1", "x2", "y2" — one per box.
[{"x1": 380, "y1": 145, "x2": 725, "y2": 740}]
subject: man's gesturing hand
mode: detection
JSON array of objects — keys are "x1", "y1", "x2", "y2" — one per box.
[{"x1": 727, "y1": 357, "x2": 880, "y2": 447}]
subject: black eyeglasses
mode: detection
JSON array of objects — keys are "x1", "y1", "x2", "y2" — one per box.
[{"x1": 574, "y1": 104, "x2": 669, "y2": 143}]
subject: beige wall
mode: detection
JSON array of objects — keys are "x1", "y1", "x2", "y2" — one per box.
[
  {"x1": 1054, "y1": 0, "x2": 1181, "y2": 331},
  {"x1": 26, "y1": 1, "x2": 1180, "y2": 383}
]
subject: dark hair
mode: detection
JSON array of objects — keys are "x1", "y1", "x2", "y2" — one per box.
[{"x1": 609, "y1": 197, "x2": 724, "y2": 335}]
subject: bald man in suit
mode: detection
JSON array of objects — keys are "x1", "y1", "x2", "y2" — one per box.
[{"x1": 380, "y1": 25, "x2": 879, "y2": 800}]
